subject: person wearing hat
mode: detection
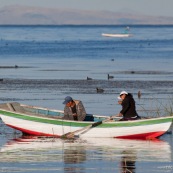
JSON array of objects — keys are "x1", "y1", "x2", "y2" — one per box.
[
  {"x1": 117, "y1": 91, "x2": 140, "y2": 121},
  {"x1": 62, "y1": 96, "x2": 86, "y2": 121}
]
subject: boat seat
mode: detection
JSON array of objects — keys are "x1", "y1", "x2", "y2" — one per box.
[{"x1": 7, "y1": 102, "x2": 25, "y2": 113}]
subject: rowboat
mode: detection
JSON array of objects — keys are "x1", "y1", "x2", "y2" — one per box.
[
  {"x1": 0, "y1": 102, "x2": 172, "y2": 140},
  {"x1": 102, "y1": 33, "x2": 132, "y2": 38}
]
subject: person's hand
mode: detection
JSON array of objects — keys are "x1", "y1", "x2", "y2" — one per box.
[
  {"x1": 73, "y1": 113, "x2": 77, "y2": 117},
  {"x1": 110, "y1": 116, "x2": 113, "y2": 120},
  {"x1": 118, "y1": 100, "x2": 122, "y2": 105},
  {"x1": 118, "y1": 113, "x2": 123, "y2": 117}
]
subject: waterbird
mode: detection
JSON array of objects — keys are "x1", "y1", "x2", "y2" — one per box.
[
  {"x1": 96, "y1": 87, "x2": 104, "y2": 93},
  {"x1": 87, "y1": 76, "x2": 92, "y2": 80},
  {"x1": 108, "y1": 74, "x2": 114, "y2": 80}
]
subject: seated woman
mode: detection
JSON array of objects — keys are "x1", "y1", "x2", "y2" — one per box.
[{"x1": 117, "y1": 91, "x2": 141, "y2": 121}]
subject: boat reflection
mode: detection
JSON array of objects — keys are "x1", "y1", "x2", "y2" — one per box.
[
  {"x1": 0, "y1": 136, "x2": 171, "y2": 172},
  {"x1": 64, "y1": 146, "x2": 86, "y2": 173},
  {"x1": 64, "y1": 146, "x2": 86, "y2": 164},
  {"x1": 120, "y1": 150, "x2": 136, "y2": 173}
]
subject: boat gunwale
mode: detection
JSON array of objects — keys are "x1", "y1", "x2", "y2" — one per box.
[
  {"x1": 0, "y1": 107, "x2": 172, "y2": 128},
  {"x1": 20, "y1": 103, "x2": 64, "y2": 114}
]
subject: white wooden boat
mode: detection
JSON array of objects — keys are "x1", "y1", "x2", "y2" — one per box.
[
  {"x1": 102, "y1": 33, "x2": 132, "y2": 38},
  {"x1": 0, "y1": 102, "x2": 172, "y2": 140}
]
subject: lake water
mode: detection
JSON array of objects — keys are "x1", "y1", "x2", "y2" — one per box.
[{"x1": 0, "y1": 25, "x2": 173, "y2": 172}]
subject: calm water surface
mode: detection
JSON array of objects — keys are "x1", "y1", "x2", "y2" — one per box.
[
  {"x1": 0, "y1": 131, "x2": 173, "y2": 173},
  {"x1": 0, "y1": 25, "x2": 173, "y2": 172}
]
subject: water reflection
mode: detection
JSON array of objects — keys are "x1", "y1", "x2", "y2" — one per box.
[
  {"x1": 120, "y1": 150, "x2": 136, "y2": 173},
  {"x1": 64, "y1": 146, "x2": 86, "y2": 173},
  {"x1": 0, "y1": 136, "x2": 172, "y2": 173}
]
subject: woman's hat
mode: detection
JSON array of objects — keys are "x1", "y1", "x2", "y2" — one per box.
[{"x1": 117, "y1": 91, "x2": 128, "y2": 99}]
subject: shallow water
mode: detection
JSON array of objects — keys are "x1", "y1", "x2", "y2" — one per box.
[
  {"x1": 0, "y1": 133, "x2": 173, "y2": 173},
  {"x1": 0, "y1": 25, "x2": 173, "y2": 172},
  {"x1": 0, "y1": 78, "x2": 173, "y2": 116}
]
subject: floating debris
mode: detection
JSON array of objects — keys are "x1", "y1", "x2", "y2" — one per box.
[{"x1": 138, "y1": 91, "x2": 141, "y2": 99}]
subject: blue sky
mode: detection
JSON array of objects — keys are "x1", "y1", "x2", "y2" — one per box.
[{"x1": 1, "y1": 0, "x2": 173, "y2": 17}]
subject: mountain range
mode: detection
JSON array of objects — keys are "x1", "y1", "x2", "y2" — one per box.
[{"x1": 0, "y1": 5, "x2": 173, "y2": 25}]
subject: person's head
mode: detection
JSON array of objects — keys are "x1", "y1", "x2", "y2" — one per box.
[
  {"x1": 118, "y1": 91, "x2": 128, "y2": 100},
  {"x1": 63, "y1": 96, "x2": 74, "y2": 107}
]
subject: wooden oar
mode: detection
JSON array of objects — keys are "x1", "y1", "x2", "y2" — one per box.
[{"x1": 61, "y1": 115, "x2": 119, "y2": 139}]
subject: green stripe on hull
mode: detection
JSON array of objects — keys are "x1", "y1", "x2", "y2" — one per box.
[{"x1": 99, "y1": 117, "x2": 173, "y2": 127}]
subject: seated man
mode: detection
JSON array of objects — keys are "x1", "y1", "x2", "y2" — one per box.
[{"x1": 62, "y1": 96, "x2": 86, "y2": 121}]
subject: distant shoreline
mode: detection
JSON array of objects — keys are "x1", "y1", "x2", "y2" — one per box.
[
  {"x1": 0, "y1": 66, "x2": 33, "y2": 69},
  {"x1": 0, "y1": 24, "x2": 173, "y2": 27}
]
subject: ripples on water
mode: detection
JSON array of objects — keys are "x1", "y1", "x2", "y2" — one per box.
[
  {"x1": 0, "y1": 133, "x2": 172, "y2": 173},
  {"x1": 0, "y1": 78, "x2": 173, "y2": 116}
]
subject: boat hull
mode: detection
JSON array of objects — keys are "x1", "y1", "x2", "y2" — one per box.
[
  {"x1": 0, "y1": 106, "x2": 172, "y2": 140},
  {"x1": 102, "y1": 33, "x2": 132, "y2": 38}
]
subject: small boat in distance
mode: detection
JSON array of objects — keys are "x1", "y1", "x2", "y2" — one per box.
[
  {"x1": 102, "y1": 33, "x2": 132, "y2": 38},
  {"x1": 102, "y1": 26, "x2": 132, "y2": 38}
]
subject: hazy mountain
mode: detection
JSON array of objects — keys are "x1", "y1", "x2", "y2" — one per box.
[{"x1": 0, "y1": 5, "x2": 173, "y2": 25}]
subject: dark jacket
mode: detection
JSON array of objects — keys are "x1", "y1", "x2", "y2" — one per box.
[
  {"x1": 63, "y1": 100, "x2": 86, "y2": 121},
  {"x1": 120, "y1": 94, "x2": 138, "y2": 119}
]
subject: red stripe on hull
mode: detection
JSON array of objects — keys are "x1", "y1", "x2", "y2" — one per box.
[
  {"x1": 6, "y1": 124, "x2": 166, "y2": 140},
  {"x1": 6, "y1": 124, "x2": 60, "y2": 137},
  {"x1": 115, "y1": 131, "x2": 166, "y2": 140}
]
